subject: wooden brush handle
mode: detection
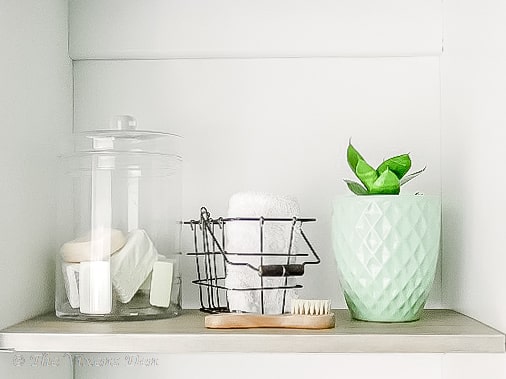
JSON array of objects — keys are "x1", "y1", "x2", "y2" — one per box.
[
  {"x1": 205, "y1": 313, "x2": 335, "y2": 329},
  {"x1": 258, "y1": 264, "x2": 304, "y2": 277}
]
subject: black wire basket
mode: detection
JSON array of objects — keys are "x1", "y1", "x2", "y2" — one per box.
[{"x1": 185, "y1": 207, "x2": 320, "y2": 314}]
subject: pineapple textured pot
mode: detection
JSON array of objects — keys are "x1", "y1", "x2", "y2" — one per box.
[{"x1": 332, "y1": 194, "x2": 441, "y2": 322}]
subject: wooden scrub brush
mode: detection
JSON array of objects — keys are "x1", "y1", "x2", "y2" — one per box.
[{"x1": 204, "y1": 299, "x2": 335, "y2": 329}]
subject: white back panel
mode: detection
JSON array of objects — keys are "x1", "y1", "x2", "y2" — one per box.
[{"x1": 74, "y1": 57, "x2": 442, "y2": 308}]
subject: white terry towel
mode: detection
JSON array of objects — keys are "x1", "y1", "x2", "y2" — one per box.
[
  {"x1": 111, "y1": 229, "x2": 158, "y2": 303},
  {"x1": 225, "y1": 192, "x2": 300, "y2": 314}
]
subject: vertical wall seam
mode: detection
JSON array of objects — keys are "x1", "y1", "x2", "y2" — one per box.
[
  {"x1": 438, "y1": 54, "x2": 444, "y2": 308},
  {"x1": 67, "y1": 0, "x2": 75, "y2": 134},
  {"x1": 71, "y1": 63, "x2": 75, "y2": 133},
  {"x1": 439, "y1": 0, "x2": 445, "y2": 308}
]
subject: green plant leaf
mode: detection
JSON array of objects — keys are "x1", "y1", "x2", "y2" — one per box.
[
  {"x1": 344, "y1": 140, "x2": 425, "y2": 196},
  {"x1": 344, "y1": 179, "x2": 369, "y2": 195},
  {"x1": 369, "y1": 168, "x2": 400, "y2": 194},
  {"x1": 347, "y1": 141, "x2": 365, "y2": 176},
  {"x1": 400, "y1": 166, "x2": 426, "y2": 186},
  {"x1": 377, "y1": 154, "x2": 412, "y2": 179},
  {"x1": 355, "y1": 159, "x2": 378, "y2": 191}
]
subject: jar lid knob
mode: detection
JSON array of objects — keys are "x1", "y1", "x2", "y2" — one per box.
[{"x1": 110, "y1": 115, "x2": 137, "y2": 130}]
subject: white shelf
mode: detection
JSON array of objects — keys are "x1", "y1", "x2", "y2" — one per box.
[{"x1": 0, "y1": 309, "x2": 503, "y2": 354}]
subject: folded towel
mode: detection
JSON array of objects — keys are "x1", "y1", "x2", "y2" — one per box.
[
  {"x1": 111, "y1": 229, "x2": 158, "y2": 303},
  {"x1": 225, "y1": 192, "x2": 300, "y2": 314}
]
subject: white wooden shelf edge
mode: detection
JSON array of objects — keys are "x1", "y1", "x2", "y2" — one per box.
[{"x1": 0, "y1": 310, "x2": 504, "y2": 354}]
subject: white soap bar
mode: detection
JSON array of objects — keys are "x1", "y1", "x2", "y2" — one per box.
[
  {"x1": 149, "y1": 261, "x2": 174, "y2": 308},
  {"x1": 79, "y1": 261, "x2": 112, "y2": 314},
  {"x1": 62, "y1": 262, "x2": 80, "y2": 309},
  {"x1": 111, "y1": 229, "x2": 158, "y2": 303},
  {"x1": 60, "y1": 229, "x2": 127, "y2": 263}
]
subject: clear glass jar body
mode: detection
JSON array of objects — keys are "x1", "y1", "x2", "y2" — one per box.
[{"x1": 56, "y1": 131, "x2": 182, "y2": 320}]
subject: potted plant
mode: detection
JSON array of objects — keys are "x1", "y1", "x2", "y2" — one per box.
[{"x1": 331, "y1": 141, "x2": 441, "y2": 322}]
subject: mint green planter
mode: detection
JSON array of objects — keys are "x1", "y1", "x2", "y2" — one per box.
[{"x1": 332, "y1": 195, "x2": 441, "y2": 322}]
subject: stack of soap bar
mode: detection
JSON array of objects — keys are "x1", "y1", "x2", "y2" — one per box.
[
  {"x1": 60, "y1": 229, "x2": 126, "y2": 313},
  {"x1": 61, "y1": 228, "x2": 167, "y2": 312}
]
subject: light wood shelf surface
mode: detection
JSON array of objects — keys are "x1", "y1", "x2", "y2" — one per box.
[{"x1": 0, "y1": 309, "x2": 504, "y2": 354}]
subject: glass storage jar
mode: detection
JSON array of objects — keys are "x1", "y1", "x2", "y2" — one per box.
[{"x1": 56, "y1": 116, "x2": 182, "y2": 320}]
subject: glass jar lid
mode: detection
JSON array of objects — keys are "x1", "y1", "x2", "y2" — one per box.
[{"x1": 73, "y1": 116, "x2": 182, "y2": 157}]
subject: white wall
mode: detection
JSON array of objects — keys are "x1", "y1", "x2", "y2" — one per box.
[
  {"x1": 71, "y1": 0, "x2": 443, "y2": 310},
  {"x1": 69, "y1": 0, "x2": 442, "y2": 59},
  {"x1": 441, "y1": 0, "x2": 506, "y2": 334},
  {"x1": 0, "y1": 0, "x2": 72, "y2": 329},
  {"x1": 6, "y1": 0, "x2": 506, "y2": 378},
  {"x1": 0, "y1": 0, "x2": 72, "y2": 376}
]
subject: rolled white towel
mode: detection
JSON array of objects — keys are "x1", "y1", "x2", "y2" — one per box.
[{"x1": 225, "y1": 192, "x2": 300, "y2": 314}]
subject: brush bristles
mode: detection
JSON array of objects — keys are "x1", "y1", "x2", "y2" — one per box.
[{"x1": 291, "y1": 299, "x2": 331, "y2": 315}]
